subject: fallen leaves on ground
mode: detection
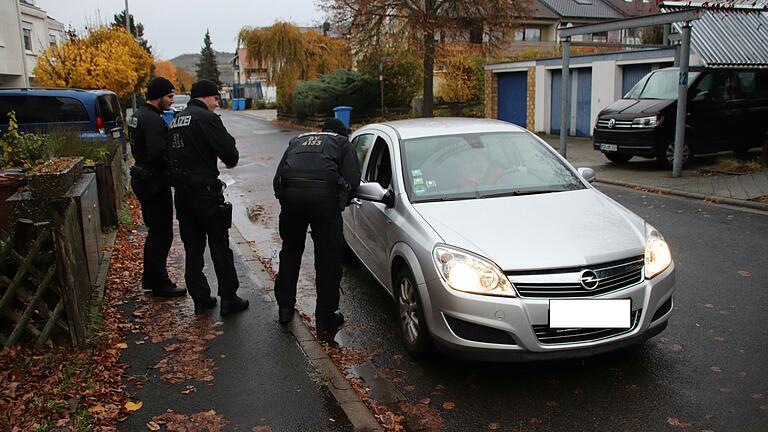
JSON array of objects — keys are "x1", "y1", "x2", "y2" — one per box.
[
  {"x1": 737, "y1": 271, "x2": 751, "y2": 277},
  {"x1": 152, "y1": 409, "x2": 228, "y2": 432},
  {"x1": 666, "y1": 417, "x2": 692, "y2": 429},
  {"x1": 125, "y1": 400, "x2": 143, "y2": 412},
  {"x1": 442, "y1": 401, "x2": 456, "y2": 410}
]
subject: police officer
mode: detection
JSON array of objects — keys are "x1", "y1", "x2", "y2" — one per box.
[
  {"x1": 167, "y1": 79, "x2": 249, "y2": 316},
  {"x1": 127, "y1": 77, "x2": 186, "y2": 297},
  {"x1": 273, "y1": 118, "x2": 361, "y2": 331}
]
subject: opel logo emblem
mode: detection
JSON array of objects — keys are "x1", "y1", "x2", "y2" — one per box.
[
  {"x1": 608, "y1": 119, "x2": 616, "y2": 129},
  {"x1": 579, "y1": 270, "x2": 599, "y2": 290}
]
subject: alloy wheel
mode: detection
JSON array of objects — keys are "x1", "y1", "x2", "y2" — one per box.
[{"x1": 398, "y1": 276, "x2": 419, "y2": 345}]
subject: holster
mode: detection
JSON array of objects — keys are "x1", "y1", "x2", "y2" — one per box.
[
  {"x1": 219, "y1": 201, "x2": 233, "y2": 229},
  {"x1": 130, "y1": 165, "x2": 151, "y2": 180},
  {"x1": 337, "y1": 177, "x2": 351, "y2": 211}
]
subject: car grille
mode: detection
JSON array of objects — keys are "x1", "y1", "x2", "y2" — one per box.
[
  {"x1": 533, "y1": 309, "x2": 642, "y2": 345},
  {"x1": 597, "y1": 119, "x2": 634, "y2": 129},
  {"x1": 508, "y1": 256, "x2": 644, "y2": 298}
]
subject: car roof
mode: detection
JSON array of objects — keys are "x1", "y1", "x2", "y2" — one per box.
[
  {"x1": 367, "y1": 117, "x2": 528, "y2": 140},
  {"x1": 0, "y1": 88, "x2": 116, "y2": 102}
]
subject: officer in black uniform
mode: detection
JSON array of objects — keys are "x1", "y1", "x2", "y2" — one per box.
[
  {"x1": 273, "y1": 118, "x2": 361, "y2": 331},
  {"x1": 127, "y1": 77, "x2": 186, "y2": 297},
  {"x1": 167, "y1": 79, "x2": 249, "y2": 316}
]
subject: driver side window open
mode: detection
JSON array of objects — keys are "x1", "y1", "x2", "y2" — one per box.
[{"x1": 365, "y1": 138, "x2": 392, "y2": 189}]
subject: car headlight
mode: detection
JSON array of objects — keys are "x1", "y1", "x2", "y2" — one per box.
[
  {"x1": 432, "y1": 245, "x2": 517, "y2": 297},
  {"x1": 644, "y1": 224, "x2": 672, "y2": 279},
  {"x1": 632, "y1": 115, "x2": 660, "y2": 128}
]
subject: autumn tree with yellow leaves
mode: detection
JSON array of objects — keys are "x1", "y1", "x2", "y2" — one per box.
[
  {"x1": 238, "y1": 22, "x2": 351, "y2": 111},
  {"x1": 33, "y1": 26, "x2": 153, "y2": 100}
]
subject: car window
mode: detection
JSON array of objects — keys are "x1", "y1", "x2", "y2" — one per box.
[
  {"x1": 0, "y1": 96, "x2": 89, "y2": 124},
  {"x1": 625, "y1": 70, "x2": 698, "y2": 100},
  {"x1": 174, "y1": 95, "x2": 190, "y2": 104},
  {"x1": 97, "y1": 94, "x2": 121, "y2": 122},
  {"x1": 400, "y1": 132, "x2": 584, "y2": 202},
  {"x1": 351, "y1": 133, "x2": 375, "y2": 168},
  {"x1": 365, "y1": 137, "x2": 392, "y2": 189}
]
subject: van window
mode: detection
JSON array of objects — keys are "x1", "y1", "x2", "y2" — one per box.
[
  {"x1": 0, "y1": 96, "x2": 89, "y2": 124},
  {"x1": 97, "y1": 94, "x2": 122, "y2": 122},
  {"x1": 625, "y1": 69, "x2": 699, "y2": 100}
]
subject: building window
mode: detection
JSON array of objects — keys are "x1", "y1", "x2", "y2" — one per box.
[
  {"x1": 49, "y1": 34, "x2": 57, "y2": 47},
  {"x1": 23, "y1": 28, "x2": 32, "y2": 52},
  {"x1": 592, "y1": 32, "x2": 608, "y2": 43},
  {"x1": 514, "y1": 29, "x2": 524, "y2": 41},
  {"x1": 525, "y1": 28, "x2": 541, "y2": 41}
]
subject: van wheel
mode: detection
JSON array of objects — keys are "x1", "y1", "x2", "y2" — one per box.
[
  {"x1": 604, "y1": 153, "x2": 633, "y2": 163},
  {"x1": 395, "y1": 266, "x2": 432, "y2": 358},
  {"x1": 657, "y1": 141, "x2": 690, "y2": 169}
]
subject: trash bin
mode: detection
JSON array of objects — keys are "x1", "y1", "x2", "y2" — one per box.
[
  {"x1": 162, "y1": 110, "x2": 175, "y2": 125},
  {"x1": 237, "y1": 98, "x2": 246, "y2": 111},
  {"x1": 333, "y1": 106, "x2": 353, "y2": 129},
  {"x1": 231, "y1": 98, "x2": 239, "y2": 111}
]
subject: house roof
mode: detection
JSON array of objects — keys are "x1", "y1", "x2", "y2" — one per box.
[
  {"x1": 530, "y1": 0, "x2": 562, "y2": 19},
  {"x1": 664, "y1": 5, "x2": 768, "y2": 69},
  {"x1": 234, "y1": 48, "x2": 264, "y2": 70},
  {"x1": 602, "y1": 0, "x2": 660, "y2": 17},
  {"x1": 539, "y1": 0, "x2": 625, "y2": 19}
]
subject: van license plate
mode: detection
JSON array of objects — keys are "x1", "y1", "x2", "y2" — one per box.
[
  {"x1": 549, "y1": 299, "x2": 630, "y2": 328},
  {"x1": 600, "y1": 143, "x2": 618, "y2": 152}
]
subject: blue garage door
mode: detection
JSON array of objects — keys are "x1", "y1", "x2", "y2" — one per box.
[
  {"x1": 622, "y1": 64, "x2": 653, "y2": 96},
  {"x1": 497, "y1": 72, "x2": 527, "y2": 127},
  {"x1": 576, "y1": 68, "x2": 592, "y2": 137},
  {"x1": 550, "y1": 69, "x2": 592, "y2": 136}
]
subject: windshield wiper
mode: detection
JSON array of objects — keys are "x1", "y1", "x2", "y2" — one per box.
[
  {"x1": 416, "y1": 193, "x2": 479, "y2": 203},
  {"x1": 478, "y1": 189, "x2": 562, "y2": 198}
]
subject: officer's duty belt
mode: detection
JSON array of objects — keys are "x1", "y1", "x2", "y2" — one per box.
[{"x1": 283, "y1": 178, "x2": 336, "y2": 190}]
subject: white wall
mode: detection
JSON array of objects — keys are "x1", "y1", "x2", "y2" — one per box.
[
  {"x1": 534, "y1": 65, "x2": 547, "y2": 132},
  {"x1": 590, "y1": 60, "x2": 620, "y2": 134},
  {"x1": 0, "y1": 0, "x2": 25, "y2": 80}
]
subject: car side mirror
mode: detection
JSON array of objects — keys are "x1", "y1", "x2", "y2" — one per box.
[
  {"x1": 577, "y1": 167, "x2": 596, "y2": 183},
  {"x1": 356, "y1": 182, "x2": 395, "y2": 208},
  {"x1": 692, "y1": 90, "x2": 710, "y2": 103}
]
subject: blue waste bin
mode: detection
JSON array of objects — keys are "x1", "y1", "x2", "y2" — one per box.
[
  {"x1": 333, "y1": 106, "x2": 353, "y2": 129},
  {"x1": 237, "y1": 98, "x2": 246, "y2": 111},
  {"x1": 231, "y1": 98, "x2": 239, "y2": 111},
  {"x1": 162, "y1": 110, "x2": 174, "y2": 125}
]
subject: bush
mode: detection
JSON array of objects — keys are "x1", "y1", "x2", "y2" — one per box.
[
  {"x1": 292, "y1": 69, "x2": 378, "y2": 119},
  {"x1": 441, "y1": 56, "x2": 485, "y2": 103},
  {"x1": 0, "y1": 112, "x2": 53, "y2": 168},
  {"x1": 358, "y1": 50, "x2": 423, "y2": 108}
]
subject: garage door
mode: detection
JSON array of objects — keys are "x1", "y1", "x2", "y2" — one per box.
[
  {"x1": 497, "y1": 72, "x2": 527, "y2": 127},
  {"x1": 550, "y1": 69, "x2": 592, "y2": 137},
  {"x1": 622, "y1": 64, "x2": 653, "y2": 96}
]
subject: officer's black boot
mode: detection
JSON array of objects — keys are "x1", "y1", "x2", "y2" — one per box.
[
  {"x1": 152, "y1": 285, "x2": 187, "y2": 298},
  {"x1": 194, "y1": 296, "x2": 217, "y2": 314},
  {"x1": 316, "y1": 310, "x2": 344, "y2": 332},
  {"x1": 220, "y1": 295, "x2": 249, "y2": 316},
  {"x1": 278, "y1": 307, "x2": 295, "y2": 324}
]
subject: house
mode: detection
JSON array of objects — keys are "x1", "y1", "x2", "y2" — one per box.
[
  {"x1": 0, "y1": 0, "x2": 65, "y2": 88},
  {"x1": 484, "y1": 1, "x2": 768, "y2": 137},
  {"x1": 231, "y1": 47, "x2": 274, "y2": 102}
]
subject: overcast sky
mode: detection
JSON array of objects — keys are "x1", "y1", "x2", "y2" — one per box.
[{"x1": 35, "y1": 0, "x2": 322, "y2": 60}]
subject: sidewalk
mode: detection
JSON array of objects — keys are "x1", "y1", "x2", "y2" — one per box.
[
  {"x1": 540, "y1": 135, "x2": 768, "y2": 211},
  {"x1": 117, "y1": 224, "x2": 362, "y2": 431},
  {"x1": 228, "y1": 108, "x2": 278, "y2": 122}
]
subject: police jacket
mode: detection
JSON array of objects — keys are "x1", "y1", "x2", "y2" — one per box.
[
  {"x1": 273, "y1": 131, "x2": 361, "y2": 197},
  {"x1": 127, "y1": 103, "x2": 167, "y2": 175},
  {"x1": 167, "y1": 99, "x2": 239, "y2": 182}
]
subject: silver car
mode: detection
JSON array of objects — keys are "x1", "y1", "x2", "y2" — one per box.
[
  {"x1": 170, "y1": 94, "x2": 190, "y2": 113},
  {"x1": 343, "y1": 118, "x2": 675, "y2": 361}
]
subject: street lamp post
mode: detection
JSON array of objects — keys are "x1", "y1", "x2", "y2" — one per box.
[{"x1": 125, "y1": 0, "x2": 137, "y2": 114}]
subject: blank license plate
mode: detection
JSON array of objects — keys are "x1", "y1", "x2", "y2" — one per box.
[
  {"x1": 600, "y1": 143, "x2": 618, "y2": 152},
  {"x1": 549, "y1": 299, "x2": 630, "y2": 328}
]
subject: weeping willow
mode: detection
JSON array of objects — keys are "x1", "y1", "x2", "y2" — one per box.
[{"x1": 238, "y1": 22, "x2": 352, "y2": 111}]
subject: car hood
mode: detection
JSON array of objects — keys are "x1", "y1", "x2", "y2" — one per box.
[
  {"x1": 412, "y1": 189, "x2": 646, "y2": 271},
  {"x1": 599, "y1": 99, "x2": 674, "y2": 117}
]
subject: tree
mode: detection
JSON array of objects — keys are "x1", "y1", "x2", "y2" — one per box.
[
  {"x1": 33, "y1": 26, "x2": 153, "y2": 99},
  {"x1": 238, "y1": 22, "x2": 352, "y2": 111},
  {"x1": 176, "y1": 68, "x2": 195, "y2": 94},
  {"x1": 358, "y1": 49, "x2": 422, "y2": 107},
  {"x1": 111, "y1": 9, "x2": 151, "y2": 55},
  {"x1": 319, "y1": 0, "x2": 530, "y2": 117},
  {"x1": 196, "y1": 30, "x2": 221, "y2": 85},
  {"x1": 440, "y1": 56, "x2": 485, "y2": 103},
  {"x1": 154, "y1": 60, "x2": 178, "y2": 86}
]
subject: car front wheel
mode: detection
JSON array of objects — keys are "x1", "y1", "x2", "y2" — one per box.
[
  {"x1": 604, "y1": 152, "x2": 633, "y2": 163},
  {"x1": 657, "y1": 141, "x2": 691, "y2": 169},
  {"x1": 396, "y1": 266, "x2": 431, "y2": 358}
]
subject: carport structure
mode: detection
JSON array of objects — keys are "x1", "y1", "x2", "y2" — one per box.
[{"x1": 557, "y1": 3, "x2": 768, "y2": 177}]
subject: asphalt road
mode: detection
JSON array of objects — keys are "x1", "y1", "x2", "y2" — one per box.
[{"x1": 219, "y1": 111, "x2": 768, "y2": 432}]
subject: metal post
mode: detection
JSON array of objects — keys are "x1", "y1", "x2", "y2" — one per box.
[
  {"x1": 380, "y1": 58, "x2": 384, "y2": 118},
  {"x1": 125, "y1": 0, "x2": 137, "y2": 113},
  {"x1": 672, "y1": 23, "x2": 691, "y2": 178},
  {"x1": 559, "y1": 37, "x2": 571, "y2": 157}
]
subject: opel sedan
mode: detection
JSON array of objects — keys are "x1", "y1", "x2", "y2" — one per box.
[{"x1": 343, "y1": 118, "x2": 675, "y2": 361}]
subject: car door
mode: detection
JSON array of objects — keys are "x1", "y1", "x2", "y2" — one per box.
[
  {"x1": 354, "y1": 134, "x2": 397, "y2": 283},
  {"x1": 343, "y1": 133, "x2": 375, "y2": 260},
  {"x1": 687, "y1": 72, "x2": 723, "y2": 154}
]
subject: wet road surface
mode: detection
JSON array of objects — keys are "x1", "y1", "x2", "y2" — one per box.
[{"x1": 219, "y1": 111, "x2": 768, "y2": 431}]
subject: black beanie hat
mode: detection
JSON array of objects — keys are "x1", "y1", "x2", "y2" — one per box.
[
  {"x1": 191, "y1": 79, "x2": 219, "y2": 98},
  {"x1": 146, "y1": 77, "x2": 175, "y2": 100},
  {"x1": 322, "y1": 118, "x2": 350, "y2": 137}
]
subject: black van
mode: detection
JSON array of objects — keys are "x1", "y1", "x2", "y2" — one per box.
[
  {"x1": 0, "y1": 88, "x2": 127, "y2": 157},
  {"x1": 593, "y1": 67, "x2": 768, "y2": 167}
]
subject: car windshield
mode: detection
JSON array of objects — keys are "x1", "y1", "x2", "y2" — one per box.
[
  {"x1": 400, "y1": 132, "x2": 585, "y2": 203},
  {"x1": 173, "y1": 95, "x2": 190, "y2": 104},
  {"x1": 624, "y1": 70, "x2": 699, "y2": 100}
]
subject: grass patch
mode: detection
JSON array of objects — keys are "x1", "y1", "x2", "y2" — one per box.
[{"x1": 118, "y1": 207, "x2": 132, "y2": 227}]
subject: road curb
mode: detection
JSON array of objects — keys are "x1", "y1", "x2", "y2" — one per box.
[
  {"x1": 595, "y1": 179, "x2": 768, "y2": 212},
  {"x1": 229, "y1": 225, "x2": 384, "y2": 432}
]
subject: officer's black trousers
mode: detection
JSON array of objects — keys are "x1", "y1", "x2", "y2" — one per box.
[
  {"x1": 174, "y1": 187, "x2": 239, "y2": 303},
  {"x1": 274, "y1": 190, "x2": 342, "y2": 320},
  {"x1": 131, "y1": 177, "x2": 173, "y2": 290}
]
